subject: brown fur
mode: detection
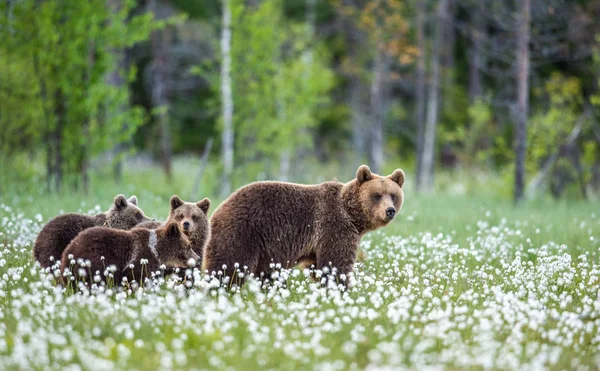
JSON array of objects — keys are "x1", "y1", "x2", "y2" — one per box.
[
  {"x1": 202, "y1": 165, "x2": 405, "y2": 285},
  {"x1": 61, "y1": 222, "x2": 198, "y2": 286},
  {"x1": 138, "y1": 195, "x2": 211, "y2": 259},
  {"x1": 33, "y1": 195, "x2": 152, "y2": 269}
]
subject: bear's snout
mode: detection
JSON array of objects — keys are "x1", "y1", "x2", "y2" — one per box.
[
  {"x1": 385, "y1": 207, "x2": 396, "y2": 220},
  {"x1": 183, "y1": 221, "x2": 190, "y2": 231}
]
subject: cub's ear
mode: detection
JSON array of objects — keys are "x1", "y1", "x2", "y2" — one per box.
[
  {"x1": 127, "y1": 195, "x2": 138, "y2": 206},
  {"x1": 165, "y1": 222, "x2": 180, "y2": 237},
  {"x1": 114, "y1": 194, "x2": 128, "y2": 210},
  {"x1": 389, "y1": 169, "x2": 405, "y2": 187},
  {"x1": 356, "y1": 165, "x2": 373, "y2": 184},
  {"x1": 170, "y1": 195, "x2": 184, "y2": 211},
  {"x1": 196, "y1": 198, "x2": 211, "y2": 214}
]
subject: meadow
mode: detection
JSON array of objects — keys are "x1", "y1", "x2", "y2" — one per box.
[{"x1": 0, "y1": 160, "x2": 599, "y2": 370}]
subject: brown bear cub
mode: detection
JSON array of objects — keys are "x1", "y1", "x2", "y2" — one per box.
[
  {"x1": 202, "y1": 164, "x2": 405, "y2": 286},
  {"x1": 61, "y1": 222, "x2": 199, "y2": 287},
  {"x1": 34, "y1": 195, "x2": 153, "y2": 269},
  {"x1": 138, "y1": 195, "x2": 211, "y2": 259}
]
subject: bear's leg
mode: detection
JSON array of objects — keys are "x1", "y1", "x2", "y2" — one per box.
[{"x1": 315, "y1": 237, "x2": 359, "y2": 287}]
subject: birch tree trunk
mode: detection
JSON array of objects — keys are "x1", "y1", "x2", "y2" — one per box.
[
  {"x1": 514, "y1": 0, "x2": 530, "y2": 203},
  {"x1": 221, "y1": 0, "x2": 234, "y2": 196},
  {"x1": 149, "y1": 0, "x2": 172, "y2": 180},
  {"x1": 414, "y1": 0, "x2": 426, "y2": 190},
  {"x1": 368, "y1": 44, "x2": 386, "y2": 175},
  {"x1": 421, "y1": 0, "x2": 447, "y2": 192}
]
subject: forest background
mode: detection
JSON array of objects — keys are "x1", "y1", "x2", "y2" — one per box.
[{"x1": 1, "y1": 0, "x2": 600, "y2": 204}]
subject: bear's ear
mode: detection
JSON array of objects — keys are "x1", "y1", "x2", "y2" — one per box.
[
  {"x1": 170, "y1": 195, "x2": 184, "y2": 211},
  {"x1": 356, "y1": 165, "x2": 373, "y2": 184},
  {"x1": 165, "y1": 222, "x2": 180, "y2": 237},
  {"x1": 114, "y1": 194, "x2": 128, "y2": 210},
  {"x1": 389, "y1": 169, "x2": 405, "y2": 187},
  {"x1": 127, "y1": 195, "x2": 138, "y2": 206},
  {"x1": 196, "y1": 198, "x2": 211, "y2": 214}
]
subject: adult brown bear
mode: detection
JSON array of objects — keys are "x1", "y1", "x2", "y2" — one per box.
[{"x1": 202, "y1": 165, "x2": 404, "y2": 286}]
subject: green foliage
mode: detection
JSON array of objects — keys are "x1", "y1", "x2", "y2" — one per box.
[
  {"x1": 225, "y1": 0, "x2": 334, "y2": 180},
  {"x1": 529, "y1": 73, "x2": 582, "y2": 166},
  {"x1": 0, "y1": 0, "x2": 156, "y2": 190}
]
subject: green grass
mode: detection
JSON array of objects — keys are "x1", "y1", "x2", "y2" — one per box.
[{"x1": 0, "y1": 160, "x2": 599, "y2": 369}]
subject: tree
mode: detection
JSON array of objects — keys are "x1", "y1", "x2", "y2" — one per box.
[
  {"x1": 0, "y1": 0, "x2": 153, "y2": 191},
  {"x1": 467, "y1": 1, "x2": 485, "y2": 103},
  {"x1": 106, "y1": 0, "x2": 130, "y2": 184},
  {"x1": 414, "y1": 0, "x2": 426, "y2": 190},
  {"x1": 227, "y1": 0, "x2": 332, "y2": 183},
  {"x1": 514, "y1": 0, "x2": 530, "y2": 203},
  {"x1": 333, "y1": 0, "x2": 416, "y2": 174},
  {"x1": 149, "y1": 0, "x2": 174, "y2": 180},
  {"x1": 221, "y1": 0, "x2": 234, "y2": 196},
  {"x1": 420, "y1": 0, "x2": 448, "y2": 192}
]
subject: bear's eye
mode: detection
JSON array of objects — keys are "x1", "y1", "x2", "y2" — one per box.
[
  {"x1": 176, "y1": 215, "x2": 184, "y2": 221},
  {"x1": 136, "y1": 212, "x2": 142, "y2": 219},
  {"x1": 192, "y1": 215, "x2": 199, "y2": 222},
  {"x1": 373, "y1": 194, "x2": 382, "y2": 201},
  {"x1": 391, "y1": 194, "x2": 397, "y2": 202}
]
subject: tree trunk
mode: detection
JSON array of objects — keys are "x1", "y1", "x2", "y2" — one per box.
[
  {"x1": 351, "y1": 79, "x2": 366, "y2": 165},
  {"x1": 421, "y1": 0, "x2": 447, "y2": 192},
  {"x1": 53, "y1": 89, "x2": 65, "y2": 192},
  {"x1": 303, "y1": 0, "x2": 316, "y2": 66},
  {"x1": 221, "y1": 0, "x2": 234, "y2": 196},
  {"x1": 150, "y1": 0, "x2": 172, "y2": 180},
  {"x1": 414, "y1": 0, "x2": 426, "y2": 190},
  {"x1": 514, "y1": 0, "x2": 530, "y2": 203},
  {"x1": 33, "y1": 53, "x2": 54, "y2": 192},
  {"x1": 107, "y1": 0, "x2": 129, "y2": 184},
  {"x1": 82, "y1": 40, "x2": 95, "y2": 195},
  {"x1": 368, "y1": 44, "x2": 386, "y2": 174},
  {"x1": 111, "y1": 51, "x2": 129, "y2": 184},
  {"x1": 468, "y1": 3, "x2": 485, "y2": 103},
  {"x1": 191, "y1": 138, "x2": 214, "y2": 200},
  {"x1": 442, "y1": 0, "x2": 455, "y2": 108}
]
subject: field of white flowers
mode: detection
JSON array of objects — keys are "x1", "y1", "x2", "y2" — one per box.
[{"x1": 0, "y1": 199, "x2": 599, "y2": 370}]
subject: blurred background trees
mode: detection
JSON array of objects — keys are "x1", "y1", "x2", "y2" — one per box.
[{"x1": 1, "y1": 0, "x2": 600, "y2": 201}]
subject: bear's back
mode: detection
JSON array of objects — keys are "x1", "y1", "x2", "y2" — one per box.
[
  {"x1": 62, "y1": 227, "x2": 137, "y2": 284},
  {"x1": 34, "y1": 213, "x2": 102, "y2": 268},
  {"x1": 213, "y1": 181, "x2": 342, "y2": 229}
]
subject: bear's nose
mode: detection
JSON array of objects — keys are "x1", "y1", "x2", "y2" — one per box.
[
  {"x1": 385, "y1": 207, "x2": 396, "y2": 219},
  {"x1": 183, "y1": 221, "x2": 190, "y2": 230}
]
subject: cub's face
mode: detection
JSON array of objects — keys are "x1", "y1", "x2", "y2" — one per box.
[
  {"x1": 356, "y1": 165, "x2": 405, "y2": 230},
  {"x1": 107, "y1": 195, "x2": 153, "y2": 229},
  {"x1": 158, "y1": 222, "x2": 199, "y2": 267},
  {"x1": 168, "y1": 195, "x2": 210, "y2": 243}
]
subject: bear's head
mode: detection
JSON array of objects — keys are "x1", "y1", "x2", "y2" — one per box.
[
  {"x1": 107, "y1": 194, "x2": 153, "y2": 230},
  {"x1": 343, "y1": 165, "x2": 405, "y2": 232},
  {"x1": 168, "y1": 195, "x2": 211, "y2": 251},
  {"x1": 156, "y1": 221, "x2": 200, "y2": 267}
]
